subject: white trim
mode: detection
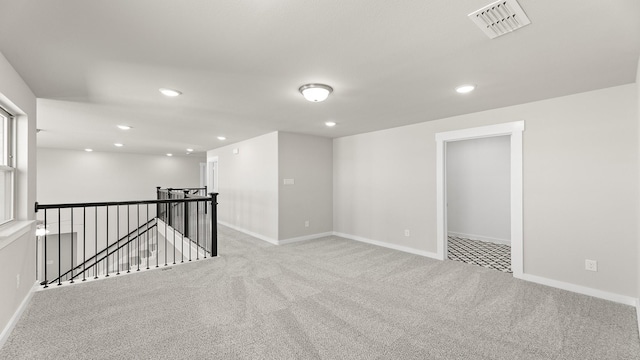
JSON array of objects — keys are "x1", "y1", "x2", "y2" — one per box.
[
  {"x1": 218, "y1": 220, "x2": 279, "y2": 245},
  {"x1": 218, "y1": 221, "x2": 331, "y2": 246},
  {"x1": 333, "y1": 232, "x2": 440, "y2": 260},
  {"x1": 636, "y1": 298, "x2": 640, "y2": 339},
  {"x1": 0, "y1": 281, "x2": 38, "y2": 349},
  {"x1": 0, "y1": 220, "x2": 34, "y2": 251},
  {"x1": 520, "y1": 273, "x2": 637, "y2": 306},
  {"x1": 447, "y1": 231, "x2": 510, "y2": 246},
  {"x1": 436, "y1": 121, "x2": 524, "y2": 278},
  {"x1": 207, "y1": 156, "x2": 219, "y2": 194},
  {"x1": 279, "y1": 232, "x2": 334, "y2": 245}
]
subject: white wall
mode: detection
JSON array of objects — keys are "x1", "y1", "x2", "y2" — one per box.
[
  {"x1": 37, "y1": 148, "x2": 204, "y2": 203},
  {"x1": 334, "y1": 84, "x2": 638, "y2": 298},
  {"x1": 0, "y1": 51, "x2": 37, "y2": 341},
  {"x1": 207, "y1": 132, "x2": 279, "y2": 240},
  {"x1": 446, "y1": 136, "x2": 510, "y2": 243},
  {"x1": 278, "y1": 132, "x2": 332, "y2": 240}
]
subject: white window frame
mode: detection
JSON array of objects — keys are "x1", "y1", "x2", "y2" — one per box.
[{"x1": 0, "y1": 106, "x2": 16, "y2": 226}]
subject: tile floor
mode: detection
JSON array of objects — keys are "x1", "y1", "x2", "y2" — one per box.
[{"x1": 447, "y1": 235, "x2": 511, "y2": 273}]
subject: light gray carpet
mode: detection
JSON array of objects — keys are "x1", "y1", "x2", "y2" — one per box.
[{"x1": 1, "y1": 225, "x2": 639, "y2": 359}]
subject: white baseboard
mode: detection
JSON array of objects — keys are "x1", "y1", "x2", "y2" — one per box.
[
  {"x1": 520, "y1": 273, "x2": 637, "y2": 306},
  {"x1": 279, "y1": 232, "x2": 334, "y2": 245},
  {"x1": 447, "y1": 231, "x2": 510, "y2": 246},
  {"x1": 218, "y1": 221, "x2": 330, "y2": 246},
  {"x1": 332, "y1": 232, "x2": 440, "y2": 260},
  {"x1": 218, "y1": 221, "x2": 279, "y2": 245},
  {"x1": 0, "y1": 281, "x2": 38, "y2": 349}
]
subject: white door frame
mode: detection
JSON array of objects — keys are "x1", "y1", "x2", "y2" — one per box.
[{"x1": 435, "y1": 121, "x2": 524, "y2": 278}]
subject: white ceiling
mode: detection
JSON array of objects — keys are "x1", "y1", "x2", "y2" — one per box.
[{"x1": 0, "y1": 0, "x2": 638, "y2": 155}]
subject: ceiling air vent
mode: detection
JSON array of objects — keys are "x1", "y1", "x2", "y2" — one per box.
[{"x1": 468, "y1": 0, "x2": 531, "y2": 39}]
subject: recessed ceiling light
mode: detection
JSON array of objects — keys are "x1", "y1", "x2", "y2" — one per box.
[
  {"x1": 166, "y1": 153, "x2": 173, "y2": 157},
  {"x1": 299, "y1": 83, "x2": 333, "y2": 102},
  {"x1": 117, "y1": 125, "x2": 132, "y2": 130},
  {"x1": 217, "y1": 136, "x2": 226, "y2": 141},
  {"x1": 84, "y1": 148, "x2": 93, "y2": 152},
  {"x1": 186, "y1": 148, "x2": 194, "y2": 152},
  {"x1": 455, "y1": 84, "x2": 476, "y2": 94},
  {"x1": 325, "y1": 121, "x2": 337, "y2": 127},
  {"x1": 114, "y1": 143, "x2": 124, "y2": 147},
  {"x1": 159, "y1": 88, "x2": 182, "y2": 97}
]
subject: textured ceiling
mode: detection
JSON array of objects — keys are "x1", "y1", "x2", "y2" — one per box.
[{"x1": 0, "y1": 0, "x2": 638, "y2": 155}]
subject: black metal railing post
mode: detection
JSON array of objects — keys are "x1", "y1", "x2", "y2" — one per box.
[{"x1": 209, "y1": 193, "x2": 218, "y2": 257}]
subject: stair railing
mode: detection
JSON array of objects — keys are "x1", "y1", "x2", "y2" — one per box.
[
  {"x1": 48, "y1": 218, "x2": 157, "y2": 285},
  {"x1": 35, "y1": 193, "x2": 218, "y2": 288}
]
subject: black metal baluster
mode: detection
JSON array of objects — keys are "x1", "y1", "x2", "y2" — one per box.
[
  {"x1": 182, "y1": 195, "x2": 186, "y2": 263},
  {"x1": 115, "y1": 206, "x2": 119, "y2": 275},
  {"x1": 164, "y1": 208, "x2": 169, "y2": 266},
  {"x1": 155, "y1": 203, "x2": 159, "y2": 268},
  {"x1": 70, "y1": 208, "x2": 74, "y2": 284},
  {"x1": 137, "y1": 204, "x2": 140, "y2": 271},
  {"x1": 83, "y1": 207, "x2": 86, "y2": 281},
  {"x1": 196, "y1": 200, "x2": 200, "y2": 260},
  {"x1": 173, "y1": 204, "x2": 176, "y2": 265},
  {"x1": 43, "y1": 209, "x2": 48, "y2": 288},
  {"x1": 127, "y1": 205, "x2": 131, "y2": 273},
  {"x1": 57, "y1": 209, "x2": 61, "y2": 286},
  {"x1": 146, "y1": 204, "x2": 150, "y2": 270},
  {"x1": 168, "y1": 189, "x2": 172, "y2": 227},
  {"x1": 105, "y1": 206, "x2": 109, "y2": 278},
  {"x1": 94, "y1": 207, "x2": 98, "y2": 279}
]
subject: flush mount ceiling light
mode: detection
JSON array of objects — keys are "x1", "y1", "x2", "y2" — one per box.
[
  {"x1": 325, "y1": 121, "x2": 337, "y2": 127},
  {"x1": 166, "y1": 153, "x2": 173, "y2": 157},
  {"x1": 159, "y1": 88, "x2": 182, "y2": 97},
  {"x1": 84, "y1": 148, "x2": 93, "y2": 152},
  {"x1": 186, "y1": 148, "x2": 194, "y2": 152},
  {"x1": 117, "y1": 125, "x2": 132, "y2": 130},
  {"x1": 299, "y1": 83, "x2": 333, "y2": 102},
  {"x1": 217, "y1": 136, "x2": 227, "y2": 141},
  {"x1": 455, "y1": 84, "x2": 476, "y2": 94},
  {"x1": 114, "y1": 143, "x2": 124, "y2": 147}
]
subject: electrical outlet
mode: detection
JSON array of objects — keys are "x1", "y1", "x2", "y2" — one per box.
[
  {"x1": 16, "y1": 274, "x2": 20, "y2": 289},
  {"x1": 585, "y1": 259, "x2": 598, "y2": 272},
  {"x1": 404, "y1": 229, "x2": 410, "y2": 237},
  {"x1": 304, "y1": 220, "x2": 309, "y2": 227}
]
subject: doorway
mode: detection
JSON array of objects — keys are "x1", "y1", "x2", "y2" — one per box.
[
  {"x1": 435, "y1": 121, "x2": 524, "y2": 278},
  {"x1": 446, "y1": 135, "x2": 511, "y2": 272}
]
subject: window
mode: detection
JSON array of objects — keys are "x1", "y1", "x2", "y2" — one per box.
[{"x1": 0, "y1": 107, "x2": 15, "y2": 225}]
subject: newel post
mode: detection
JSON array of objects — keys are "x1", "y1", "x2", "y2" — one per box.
[{"x1": 209, "y1": 193, "x2": 218, "y2": 257}]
